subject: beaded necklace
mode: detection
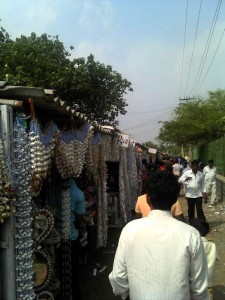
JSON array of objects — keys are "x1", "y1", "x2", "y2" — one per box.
[{"x1": 13, "y1": 115, "x2": 35, "y2": 300}]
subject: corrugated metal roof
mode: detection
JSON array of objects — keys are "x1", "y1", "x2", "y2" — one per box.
[{"x1": 0, "y1": 83, "x2": 115, "y2": 134}]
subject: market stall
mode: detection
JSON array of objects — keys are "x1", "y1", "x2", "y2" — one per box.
[{"x1": 0, "y1": 83, "x2": 139, "y2": 300}]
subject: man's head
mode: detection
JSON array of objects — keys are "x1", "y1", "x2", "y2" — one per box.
[
  {"x1": 145, "y1": 170, "x2": 179, "y2": 211},
  {"x1": 208, "y1": 159, "x2": 214, "y2": 168},
  {"x1": 189, "y1": 218, "x2": 210, "y2": 237},
  {"x1": 191, "y1": 160, "x2": 199, "y2": 174}
]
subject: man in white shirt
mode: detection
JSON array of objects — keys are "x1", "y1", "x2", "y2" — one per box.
[
  {"x1": 178, "y1": 160, "x2": 207, "y2": 222},
  {"x1": 109, "y1": 171, "x2": 209, "y2": 300},
  {"x1": 203, "y1": 159, "x2": 217, "y2": 206}
]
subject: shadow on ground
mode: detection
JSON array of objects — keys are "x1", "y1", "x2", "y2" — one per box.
[{"x1": 214, "y1": 285, "x2": 225, "y2": 300}]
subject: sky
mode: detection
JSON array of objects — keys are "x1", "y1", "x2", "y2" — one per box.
[{"x1": 1, "y1": 0, "x2": 225, "y2": 144}]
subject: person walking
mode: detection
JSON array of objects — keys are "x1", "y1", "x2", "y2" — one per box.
[
  {"x1": 109, "y1": 171, "x2": 209, "y2": 300},
  {"x1": 179, "y1": 160, "x2": 207, "y2": 222},
  {"x1": 203, "y1": 159, "x2": 217, "y2": 207},
  {"x1": 189, "y1": 219, "x2": 219, "y2": 300},
  {"x1": 135, "y1": 193, "x2": 185, "y2": 221}
]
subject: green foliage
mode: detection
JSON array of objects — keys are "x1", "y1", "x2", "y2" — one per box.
[
  {"x1": 0, "y1": 26, "x2": 133, "y2": 125},
  {"x1": 158, "y1": 89, "x2": 225, "y2": 146}
]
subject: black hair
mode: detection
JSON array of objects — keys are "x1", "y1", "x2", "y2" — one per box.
[
  {"x1": 145, "y1": 170, "x2": 179, "y2": 210},
  {"x1": 165, "y1": 162, "x2": 173, "y2": 172},
  {"x1": 208, "y1": 159, "x2": 214, "y2": 164},
  {"x1": 189, "y1": 218, "x2": 210, "y2": 237},
  {"x1": 191, "y1": 159, "x2": 199, "y2": 165}
]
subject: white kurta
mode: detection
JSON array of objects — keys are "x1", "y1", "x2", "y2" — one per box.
[
  {"x1": 203, "y1": 166, "x2": 217, "y2": 204},
  {"x1": 201, "y1": 237, "x2": 219, "y2": 287},
  {"x1": 109, "y1": 210, "x2": 209, "y2": 300}
]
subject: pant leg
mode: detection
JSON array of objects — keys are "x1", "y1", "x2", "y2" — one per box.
[
  {"x1": 196, "y1": 197, "x2": 206, "y2": 221},
  {"x1": 210, "y1": 182, "x2": 217, "y2": 204},
  {"x1": 186, "y1": 197, "x2": 196, "y2": 221},
  {"x1": 71, "y1": 239, "x2": 82, "y2": 300}
]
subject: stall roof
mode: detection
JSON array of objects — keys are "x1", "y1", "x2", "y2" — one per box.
[{"x1": 0, "y1": 82, "x2": 117, "y2": 134}]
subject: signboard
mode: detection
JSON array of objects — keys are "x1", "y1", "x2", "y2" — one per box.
[
  {"x1": 117, "y1": 134, "x2": 130, "y2": 147},
  {"x1": 148, "y1": 147, "x2": 157, "y2": 154}
]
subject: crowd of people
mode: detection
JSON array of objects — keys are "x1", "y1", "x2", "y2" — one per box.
[{"x1": 109, "y1": 156, "x2": 219, "y2": 300}]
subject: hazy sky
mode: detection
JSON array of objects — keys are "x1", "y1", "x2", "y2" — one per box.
[{"x1": 1, "y1": 0, "x2": 224, "y2": 143}]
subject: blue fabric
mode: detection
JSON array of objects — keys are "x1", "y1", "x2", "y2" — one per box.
[
  {"x1": 69, "y1": 179, "x2": 86, "y2": 240},
  {"x1": 55, "y1": 178, "x2": 86, "y2": 241}
]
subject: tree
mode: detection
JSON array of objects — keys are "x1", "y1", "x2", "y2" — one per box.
[
  {"x1": 0, "y1": 26, "x2": 133, "y2": 125},
  {"x1": 157, "y1": 89, "x2": 225, "y2": 146}
]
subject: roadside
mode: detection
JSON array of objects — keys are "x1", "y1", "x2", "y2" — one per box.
[{"x1": 80, "y1": 194, "x2": 225, "y2": 300}]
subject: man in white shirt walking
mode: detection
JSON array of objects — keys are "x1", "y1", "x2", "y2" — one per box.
[
  {"x1": 109, "y1": 171, "x2": 209, "y2": 300},
  {"x1": 179, "y1": 160, "x2": 207, "y2": 222},
  {"x1": 203, "y1": 159, "x2": 217, "y2": 206}
]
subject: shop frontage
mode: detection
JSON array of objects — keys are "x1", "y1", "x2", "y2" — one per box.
[{"x1": 0, "y1": 83, "x2": 140, "y2": 300}]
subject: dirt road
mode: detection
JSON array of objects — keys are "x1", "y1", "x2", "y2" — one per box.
[{"x1": 80, "y1": 194, "x2": 225, "y2": 300}]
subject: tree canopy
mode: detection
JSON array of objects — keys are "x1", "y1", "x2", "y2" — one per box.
[
  {"x1": 157, "y1": 89, "x2": 225, "y2": 146},
  {"x1": 0, "y1": 26, "x2": 133, "y2": 125}
]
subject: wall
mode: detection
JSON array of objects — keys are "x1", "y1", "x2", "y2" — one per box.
[{"x1": 193, "y1": 137, "x2": 225, "y2": 203}]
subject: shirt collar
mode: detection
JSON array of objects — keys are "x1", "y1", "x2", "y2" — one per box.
[{"x1": 148, "y1": 210, "x2": 172, "y2": 217}]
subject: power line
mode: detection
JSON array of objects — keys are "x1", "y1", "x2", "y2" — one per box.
[
  {"x1": 127, "y1": 106, "x2": 177, "y2": 115},
  {"x1": 123, "y1": 109, "x2": 173, "y2": 131},
  {"x1": 179, "y1": 0, "x2": 189, "y2": 99},
  {"x1": 190, "y1": 0, "x2": 222, "y2": 96},
  {"x1": 193, "y1": 0, "x2": 222, "y2": 96},
  {"x1": 195, "y1": 27, "x2": 225, "y2": 94},
  {"x1": 184, "y1": 0, "x2": 202, "y2": 98}
]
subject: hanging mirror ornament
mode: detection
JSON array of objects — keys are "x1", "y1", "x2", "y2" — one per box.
[
  {"x1": 33, "y1": 246, "x2": 54, "y2": 294},
  {"x1": 55, "y1": 122, "x2": 93, "y2": 179},
  {"x1": 0, "y1": 138, "x2": 17, "y2": 223},
  {"x1": 29, "y1": 119, "x2": 59, "y2": 196},
  {"x1": 33, "y1": 208, "x2": 55, "y2": 244},
  {"x1": 13, "y1": 115, "x2": 35, "y2": 300},
  {"x1": 35, "y1": 291, "x2": 54, "y2": 300}
]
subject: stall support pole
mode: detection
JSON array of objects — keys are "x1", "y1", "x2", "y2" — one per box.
[{"x1": 0, "y1": 105, "x2": 16, "y2": 300}]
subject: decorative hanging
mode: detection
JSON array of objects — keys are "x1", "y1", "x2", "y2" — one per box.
[
  {"x1": 96, "y1": 144, "x2": 108, "y2": 248},
  {"x1": 61, "y1": 182, "x2": 72, "y2": 299},
  {"x1": 33, "y1": 246, "x2": 54, "y2": 294},
  {"x1": 29, "y1": 119, "x2": 59, "y2": 196},
  {"x1": 33, "y1": 208, "x2": 55, "y2": 244},
  {"x1": 119, "y1": 147, "x2": 131, "y2": 224},
  {"x1": 126, "y1": 145, "x2": 139, "y2": 209},
  {"x1": 35, "y1": 291, "x2": 54, "y2": 300},
  {"x1": 61, "y1": 183, "x2": 70, "y2": 240},
  {"x1": 13, "y1": 115, "x2": 35, "y2": 300},
  {"x1": 55, "y1": 122, "x2": 93, "y2": 179},
  {"x1": 0, "y1": 138, "x2": 17, "y2": 223}
]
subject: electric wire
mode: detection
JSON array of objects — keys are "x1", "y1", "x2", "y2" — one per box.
[
  {"x1": 123, "y1": 109, "x2": 173, "y2": 131},
  {"x1": 193, "y1": 0, "x2": 222, "y2": 96},
  {"x1": 127, "y1": 106, "x2": 177, "y2": 115},
  {"x1": 126, "y1": 111, "x2": 174, "y2": 143},
  {"x1": 184, "y1": 0, "x2": 202, "y2": 98},
  {"x1": 190, "y1": 0, "x2": 222, "y2": 97},
  {"x1": 195, "y1": 27, "x2": 225, "y2": 94},
  {"x1": 179, "y1": 0, "x2": 189, "y2": 99}
]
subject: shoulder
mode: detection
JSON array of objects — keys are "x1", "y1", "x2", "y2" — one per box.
[
  {"x1": 122, "y1": 218, "x2": 145, "y2": 235},
  {"x1": 137, "y1": 194, "x2": 147, "y2": 202},
  {"x1": 173, "y1": 220, "x2": 201, "y2": 239}
]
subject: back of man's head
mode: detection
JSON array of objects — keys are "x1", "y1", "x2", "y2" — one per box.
[{"x1": 146, "y1": 170, "x2": 179, "y2": 211}]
